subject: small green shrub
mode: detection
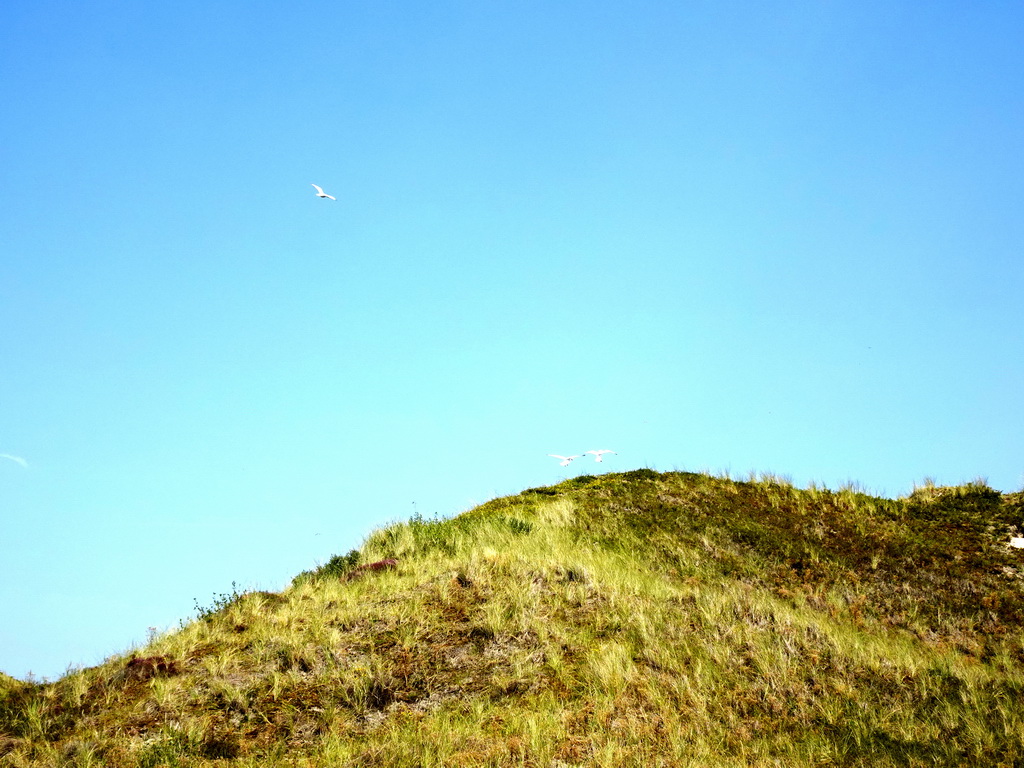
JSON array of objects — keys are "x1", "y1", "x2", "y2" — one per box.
[
  {"x1": 291, "y1": 549, "x2": 362, "y2": 586},
  {"x1": 523, "y1": 486, "x2": 559, "y2": 496},
  {"x1": 315, "y1": 549, "x2": 362, "y2": 579},
  {"x1": 191, "y1": 581, "x2": 246, "y2": 623}
]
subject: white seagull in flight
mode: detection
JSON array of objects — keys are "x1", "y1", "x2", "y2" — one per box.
[
  {"x1": 585, "y1": 449, "x2": 616, "y2": 463},
  {"x1": 311, "y1": 184, "x2": 336, "y2": 200},
  {"x1": 0, "y1": 453, "x2": 28, "y2": 469},
  {"x1": 548, "y1": 454, "x2": 581, "y2": 467}
]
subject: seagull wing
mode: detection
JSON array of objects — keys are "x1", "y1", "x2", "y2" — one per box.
[{"x1": 311, "y1": 184, "x2": 325, "y2": 195}]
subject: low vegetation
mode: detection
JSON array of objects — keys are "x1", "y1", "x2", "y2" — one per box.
[{"x1": 2, "y1": 470, "x2": 1023, "y2": 766}]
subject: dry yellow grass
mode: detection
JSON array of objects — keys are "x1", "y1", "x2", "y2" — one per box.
[{"x1": 2, "y1": 470, "x2": 1023, "y2": 766}]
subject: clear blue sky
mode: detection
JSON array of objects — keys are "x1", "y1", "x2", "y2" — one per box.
[{"x1": 2, "y1": 1, "x2": 1022, "y2": 680}]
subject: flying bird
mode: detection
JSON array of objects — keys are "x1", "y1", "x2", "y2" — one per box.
[
  {"x1": 311, "y1": 184, "x2": 336, "y2": 200},
  {"x1": 1011, "y1": 537, "x2": 1024, "y2": 549},
  {"x1": 0, "y1": 454, "x2": 27, "y2": 469},
  {"x1": 548, "y1": 454, "x2": 581, "y2": 467},
  {"x1": 585, "y1": 450, "x2": 616, "y2": 463}
]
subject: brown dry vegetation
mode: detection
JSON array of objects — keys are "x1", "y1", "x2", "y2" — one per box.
[{"x1": 2, "y1": 470, "x2": 1023, "y2": 767}]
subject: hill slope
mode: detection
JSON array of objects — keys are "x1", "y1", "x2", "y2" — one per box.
[{"x1": 2, "y1": 470, "x2": 1023, "y2": 767}]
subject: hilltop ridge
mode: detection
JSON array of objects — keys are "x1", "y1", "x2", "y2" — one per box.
[{"x1": 2, "y1": 470, "x2": 1023, "y2": 767}]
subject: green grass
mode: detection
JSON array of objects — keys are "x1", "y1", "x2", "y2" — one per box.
[{"x1": 2, "y1": 470, "x2": 1023, "y2": 766}]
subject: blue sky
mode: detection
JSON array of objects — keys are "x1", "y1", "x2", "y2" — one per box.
[{"x1": 2, "y1": 1, "x2": 1022, "y2": 680}]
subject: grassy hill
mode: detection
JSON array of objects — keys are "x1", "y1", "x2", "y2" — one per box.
[{"x1": 2, "y1": 470, "x2": 1023, "y2": 767}]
